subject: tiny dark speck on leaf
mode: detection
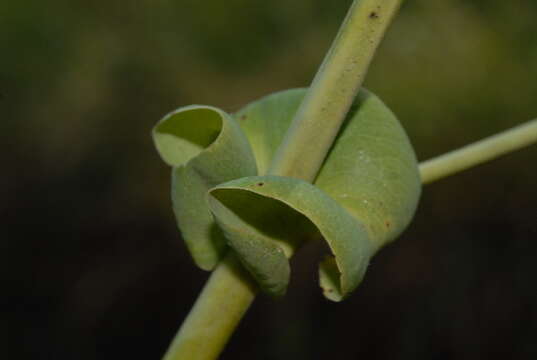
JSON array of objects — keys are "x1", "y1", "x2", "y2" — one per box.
[
  {"x1": 369, "y1": 12, "x2": 379, "y2": 19},
  {"x1": 385, "y1": 221, "x2": 390, "y2": 228},
  {"x1": 257, "y1": 182, "x2": 264, "y2": 186},
  {"x1": 240, "y1": 114, "x2": 247, "y2": 120}
]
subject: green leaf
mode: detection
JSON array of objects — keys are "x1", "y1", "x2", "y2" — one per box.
[
  {"x1": 152, "y1": 89, "x2": 420, "y2": 300},
  {"x1": 237, "y1": 88, "x2": 421, "y2": 249},
  {"x1": 152, "y1": 105, "x2": 257, "y2": 270},
  {"x1": 235, "y1": 89, "x2": 305, "y2": 175},
  {"x1": 208, "y1": 88, "x2": 420, "y2": 300},
  {"x1": 208, "y1": 175, "x2": 372, "y2": 301},
  {"x1": 315, "y1": 89, "x2": 421, "y2": 250}
]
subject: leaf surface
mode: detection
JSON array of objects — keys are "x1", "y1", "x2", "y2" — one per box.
[
  {"x1": 153, "y1": 89, "x2": 421, "y2": 300},
  {"x1": 208, "y1": 175, "x2": 372, "y2": 301},
  {"x1": 153, "y1": 105, "x2": 257, "y2": 270},
  {"x1": 208, "y1": 89, "x2": 421, "y2": 300}
]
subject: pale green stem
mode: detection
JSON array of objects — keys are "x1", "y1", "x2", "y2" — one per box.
[
  {"x1": 162, "y1": 1, "x2": 403, "y2": 359},
  {"x1": 269, "y1": 0, "x2": 403, "y2": 181},
  {"x1": 420, "y1": 119, "x2": 537, "y2": 184},
  {"x1": 161, "y1": 254, "x2": 257, "y2": 360}
]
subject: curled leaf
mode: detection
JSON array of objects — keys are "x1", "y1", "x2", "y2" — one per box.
[
  {"x1": 208, "y1": 88, "x2": 420, "y2": 300},
  {"x1": 314, "y1": 89, "x2": 421, "y2": 250},
  {"x1": 208, "y1": 176, "x2": 372, "y2": 301},
  {"x1": 152, "y1": 105, "x2": 257, "y2": 270},
  {"x1": 152, "y1": 88, "x2": 421, "y2": 300}
]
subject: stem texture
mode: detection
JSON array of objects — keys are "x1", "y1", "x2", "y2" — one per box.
[
  {"x1": 162, "y1": 255, "x2": 256, "y2": 360},
  {"x1": 269, "y1": 0, "x2": 403, "y2": 181}
]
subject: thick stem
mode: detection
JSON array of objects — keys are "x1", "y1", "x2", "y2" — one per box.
[
  {"x1": 269, "y1": 0, "x2": 403, "y2": 181},
  {"x1": 162, "y1": 1, "x2": 403, "y2": 359},
  {"x1": 420, "y1": 119, "x2": 537, "y2": 184},
  {"x1": 161, "y1": 254, "x2": 257, "y2": 360}
]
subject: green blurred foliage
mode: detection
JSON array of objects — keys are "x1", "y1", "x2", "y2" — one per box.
[
  {"x1": 3, "y1": 0, "x2": 537, "y2": 176},
  {"x1": 4, "y1": 1, "x2": 537, "y2": 359}
]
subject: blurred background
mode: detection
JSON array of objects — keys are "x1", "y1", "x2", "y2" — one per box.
[{"x1": 4, "y1": 0, "x2": 537, "y2": 359}]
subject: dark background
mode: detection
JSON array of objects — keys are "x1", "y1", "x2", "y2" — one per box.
[{"x1": 4, "y1": 0, "x2": 537, "y2": 359}]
